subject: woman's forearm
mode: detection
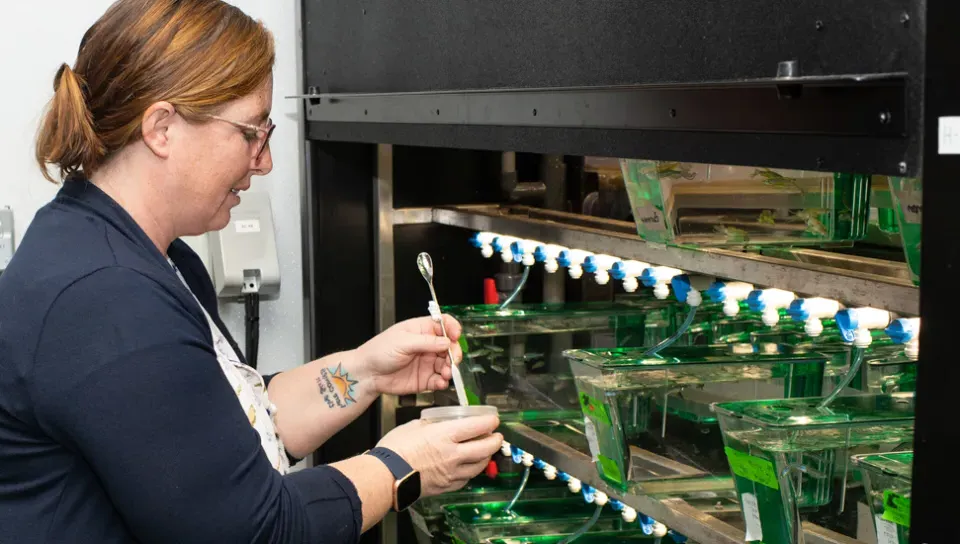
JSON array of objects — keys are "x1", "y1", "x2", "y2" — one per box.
[
  {"x1": 331, "y1": 455, "x2": 395, "y2": 533},
  {"x1": 267, "y1": 349, "x2": 379, "y2": 458}
]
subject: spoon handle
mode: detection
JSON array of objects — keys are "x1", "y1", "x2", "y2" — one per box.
[{"x1": 426, "y1": 284, "x2": 469, "y2": 406}]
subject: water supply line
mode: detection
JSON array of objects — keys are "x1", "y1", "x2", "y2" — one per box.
[
  {"x1": 818, "y1": 307, "x2": 895, "y2": 409},
  {"x1": 643, "y1": 274, "x2": 703, "y2": 357}
]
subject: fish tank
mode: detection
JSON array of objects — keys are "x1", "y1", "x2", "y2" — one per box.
[
  {"x1": 619, "y1": 159, "x2": 871, "y2": 248},
  {"x1": 714, "y1": 394, "x2": 915, "y2": 544},
  {"x1": 444, "y1": 497, "x2": 627, "y2": 544},
  {"x1": 410, "y1": 474, "x2": 568, "y2": 544},
  {"x1": 446, "y1": 302, "x2": 675, "y2": 415},
  {"x1": 852, "y1": 452, "x2": 912, "y2": 544},
  {"x1": 804, "y1": 343, "x2": 916, "y2": 396},
  {"x1": 564, "y1": 344, "x2": 828, "y2": 490},
  {"x1": 486, "y1": 530, "x2": 684, "y2": 543},
  {"x1": 888, "y1": 177, "x2": 922, "y2": 285}
]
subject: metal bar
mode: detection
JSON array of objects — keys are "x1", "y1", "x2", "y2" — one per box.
[
  {"x1": 431, "y1": 205, "x2": 919, "y2": 315},
  {"x1": 391, "y1": 207, "x2": 433, "y2": 225},
  {"x1": 373, "y1": 144, "x2": 398, "y2": 544},
  {"x1": 801, "y1": 522, "x2": 867, "y2": 544},
  {"x1": 302, "y1": 80, "x2": 905, "y2": 137}
]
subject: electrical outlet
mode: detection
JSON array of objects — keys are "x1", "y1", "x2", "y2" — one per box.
[{"x1": 0, "y1": 208, "x2": 14, "y2": 271}]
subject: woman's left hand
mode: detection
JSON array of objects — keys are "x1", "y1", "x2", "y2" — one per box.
[{"x1": 355, "y1": 315, "x2": 463, "y2": 396}]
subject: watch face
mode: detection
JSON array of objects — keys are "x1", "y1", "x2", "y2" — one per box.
[{"x1": 395, "y1": 471, "x2": 421, "y2": 512}]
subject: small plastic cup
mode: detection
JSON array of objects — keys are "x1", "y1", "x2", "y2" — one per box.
[{"x1": 419, "y1": 405, "x2": 499, "y2": 423}]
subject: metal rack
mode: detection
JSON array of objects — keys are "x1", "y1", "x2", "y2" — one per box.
[{"x1": 297, "y1": 1, "x2": 958, "y2": 542}]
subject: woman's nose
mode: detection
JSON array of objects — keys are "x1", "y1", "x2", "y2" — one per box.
[{"x1": 253, "y1": 145, "x2": 274, "y2": 176}]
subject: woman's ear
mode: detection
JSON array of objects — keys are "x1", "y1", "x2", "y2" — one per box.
[{"x1": 141, "y1": 101, "x2": 177, "y2": 159}]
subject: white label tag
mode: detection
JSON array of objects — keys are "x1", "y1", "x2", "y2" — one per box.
[
  {"x1": 741, "y1": 493, "x2": 763, "y2": 542},
  {"x1": 633, "y1": 202, "x2": 669, "y2": 233},
  {"x1": 409, "y1": 509, "x2": 432, "y2": 537},
  {"x1": 583, "y1": 417, "x2": 600, "y2": 461},
  {"x1": 939, "y1": 116, "x2": 960, "y2": 155},
  {"x1": 235, "y1": 219, "x2": 261, "y2": 233},
  {"x1": 875, "y1": 514, "x2": 899, "y2": 544},
  {"x1": 898, "y1": 191, "x2": 922, "y2": 224}
]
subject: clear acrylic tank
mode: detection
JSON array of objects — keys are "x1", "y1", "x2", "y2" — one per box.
[
  {"x1": 852, "y1": 452, "x2": 912, "y2": 544},
  {"x1": 410, "y1": 474, "x2": 568, "y2": 544},
  {"x1": 620, "y1": 159, "x2": 871, "y2": 248},
  {"x1": 564, "y1": 344, "x2": 827, "y2": 490},
  {"x1": 888, "y1": 177, "x2": 922, "y2": 285},
  {"x1": 444, "y1": 497, "x2": 626, "y2": 544},
  {"x1": 446, "y1": 302, "x2": 674, "y2": 415},
  {"x1": 714, "y1": 393, "x2": 915, "y2": 544}
]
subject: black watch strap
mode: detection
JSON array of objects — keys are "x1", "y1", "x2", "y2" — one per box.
[{"x1": 365, "y1": 447, "x2": 415, "y2": 479}]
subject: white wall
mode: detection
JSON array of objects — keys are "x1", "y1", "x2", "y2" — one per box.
[{"x1": 0, "y1": 0, "x2": 306, "y2": 375}]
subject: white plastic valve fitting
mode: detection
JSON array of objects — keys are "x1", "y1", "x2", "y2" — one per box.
[
  {"x1": 651, "y1": 522, "x2": 668, "y2": 538},
  {"x1": 562, "y1": 250, "x2": 594, "y2": 280},
  {"x1": 521, "y1": 453, "x2": 534, "y2": 467},
  {"x1": 512, "y1": 239, "x2": 542, "y2": 267},
  {"x1": 587, "y1": 254, "x2": 621, "y2": 285},
  {"x1": 538, "y1": 244, "x2": 568, "y2": 274},
  {"x1": 756, "y1": 289, "x2": 796, "y2": 326},
  {"x1": 840, "y1": 307, "x2": 895, "y2": 348},
  {"x1": 543, "y1": 464, "x2": 558, "y2": 480},
  {"x1": 493, "y1": 236, "x2": 521, "y2": 263},
  {"x1": 645, "y1": 267, "x2": 682, "y2": 300},
  {"x1": 721, "y1": 282, "x2": 754, "y2": 316},
  {"x1": 567, "y1": 477, "x2": 582, "y2": 493},
  {"x1": 802, "y1": 298, "x2": 843, "y2": 337},
  {"x1": 617, "y1": 260, "x2": 651, "y2": 293},
  {"x1": 500, "y1": 441, "x2": 512, "y2": 457},
  {"x1": 474, "y1": 232, "x2": 499, "y2": 259},
  {"x1": 621, "y1": 506, "x2": 638, "y2": 523},
  {"x1": 593, "y1": 491, "x2": 609, "y2": 506}
]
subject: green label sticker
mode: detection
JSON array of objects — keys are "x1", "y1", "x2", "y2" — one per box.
[
  {"x1": 882, "y1": 490, "x2": 911, "y2": 527},
  {"x1": 465, "y1": 388, "x2": 481, "y2": 406},
  {"x1": 724, "y1": 447, "x2": 779, "y2": 490},
  {"x1": 597, "y1": 454, "x2": 623, "y2": 485},
  {"x1": 579, "y1": 393, "x2": 611, "y2": 425}
]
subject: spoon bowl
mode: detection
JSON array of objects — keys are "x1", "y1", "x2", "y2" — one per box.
[{"x1": 417, "y1": 252, "x2": 434, "y2": 284}]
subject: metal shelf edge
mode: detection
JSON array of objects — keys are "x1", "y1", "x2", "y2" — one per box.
[
  {"x1": 429, "y1": 206, "x2": 919, "y2": 315},
  {"x1": 500, "y1": 422, "x2": 867, "y2": 544}
]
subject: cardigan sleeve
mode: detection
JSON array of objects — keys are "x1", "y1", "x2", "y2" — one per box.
[{"x1": 29, "y1": 267, "x2": 363, "y2": 543}]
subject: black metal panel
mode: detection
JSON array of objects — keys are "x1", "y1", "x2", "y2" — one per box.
[
  {"x1": 306, "y1": 141, "x2": 381, "y2": 544},
  {"x1": 909, "y1": 1, "x2": 959, "y2": 541},
  {"x1": 303, "y1": 0, "x2": 918, "y2": 93},
  {"x1": 305, "y1": 79, "x2": 907, "y2": 137},
  {"x1": 309, "y1": 121, "x2": 913, "y2": 176},
  {"x1": 392, "y1": 147, "x2": 503, "y2": 208}
]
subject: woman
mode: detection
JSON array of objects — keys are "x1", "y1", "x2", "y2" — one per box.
[{"x1": 0, "y1": 0, "x2": 502, "y2": 542}]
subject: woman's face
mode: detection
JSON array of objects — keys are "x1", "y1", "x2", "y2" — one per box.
[{"x1": 172, "y1": 77, "x2": 274, "y2": 236}]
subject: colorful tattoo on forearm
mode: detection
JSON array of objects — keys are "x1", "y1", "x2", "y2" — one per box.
[{"x1": 316, "y1": 363, "x2": 359, "y2": 408}]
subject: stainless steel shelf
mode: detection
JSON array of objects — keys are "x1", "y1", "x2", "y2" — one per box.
[
  {"x1": 425, "y1": 205, "x2": 919, "y2": 315},
  {"x1": 500, "y1": 421, "x2": 866, "y2": 544}
]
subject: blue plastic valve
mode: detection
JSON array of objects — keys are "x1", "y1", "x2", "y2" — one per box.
[
  {"x1": 557, "y1": 250, "x2": 573, "y2": 267},
  {"x1": 510, "y1": 446, "x2": 524, "y2": 465},
  {"x1": 558, "y1": 471, "x2": 570, "y2": 482},
  {"x1": 746, "y1": 290, "x2": 766, "y2": 312},
  {"x1": 639, "y1": 267, "x2": 658, "y2": 287},
  {"x1": 834, "y1": 309, "x2": 859, "y2": 343},
  {"x1": 533, "y1": 459, "x2": 546, "y2": 470},
  {"x1": 885, "y1": 318, "x2": 918, "y2": 345},
  {"x1": 705, "y1": 280, "x2": 726, "y2": 303},
  {"x1": 670, "y1": 274, "x2": 692, "y2": 303},
  {"x1": 787, "y1": 299, "x2": 809, "y2": 322}
]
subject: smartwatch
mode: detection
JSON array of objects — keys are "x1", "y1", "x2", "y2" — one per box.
[{"x1": 365, "y1": 447, "x2": 421, "y2": 512}]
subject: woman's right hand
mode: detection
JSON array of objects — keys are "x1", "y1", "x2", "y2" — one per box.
[{"x1": 377, "y1": 414, "x2": 502, "y2": 497}]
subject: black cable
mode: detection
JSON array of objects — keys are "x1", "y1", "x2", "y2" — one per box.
[{"x1": 244, "y1": 292, "x2": 260, "y2": 369}]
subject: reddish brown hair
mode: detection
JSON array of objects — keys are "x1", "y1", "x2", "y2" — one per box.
[{"x1": 36, "y1": 0, "x2": 275, "y2": 183}]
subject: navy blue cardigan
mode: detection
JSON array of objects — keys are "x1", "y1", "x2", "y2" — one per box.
[{"x1": 0, "y1": 179, "x2": 362, "y2": 543}]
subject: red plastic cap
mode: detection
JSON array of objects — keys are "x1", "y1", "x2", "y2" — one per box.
[
  {"x1": 485, "y1": 459, "x2": 499, "y2": 479},
  {"x1": 483, "y1": 278, "x2": 498, "y2": 305}
]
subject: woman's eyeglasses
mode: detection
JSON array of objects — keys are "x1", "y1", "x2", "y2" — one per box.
[{"x1": 203, "y1": 114, "x2": 275, "y2": 162}]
